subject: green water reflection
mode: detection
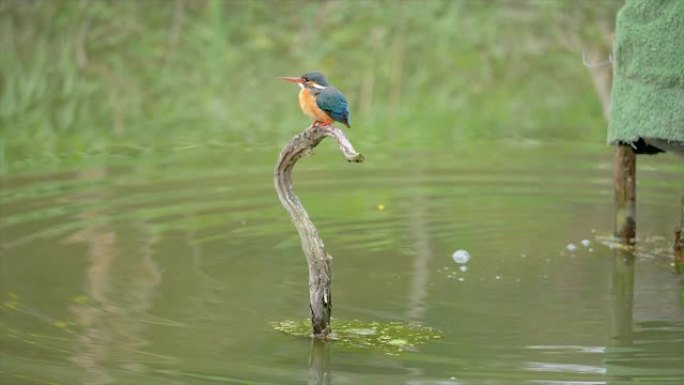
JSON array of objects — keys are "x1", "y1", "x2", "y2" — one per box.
[{"x1": 1, "y1": 140, "x2": 683, "y2": 384}]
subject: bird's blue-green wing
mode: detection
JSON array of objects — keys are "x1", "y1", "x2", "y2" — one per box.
[{"x1": 316, "y1": 87, "x2": 351, "y2": 127}]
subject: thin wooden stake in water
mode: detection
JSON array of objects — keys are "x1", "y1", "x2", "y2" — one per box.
[
  {"x1": 274, "y1": 124, "x2": 364, "y2": 338},
  {"x1": 674, "y1": 194, "x2": 684, "y2": 274},
  {"x1": 613, "y1": 145, "x2": 636, "y2": 244}
]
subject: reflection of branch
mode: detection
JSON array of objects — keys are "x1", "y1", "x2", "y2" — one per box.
[
  {"x1": 611, "y1": 250, "x2": 634, "y2": 344},
  {"x1": 308, "y1": 339, "x2": 331, "y2": 385},
  {"x1": 65, "y1": 168, "x2": 163, "y2": 382},
  {"x1": 185, "y1": 212, "x2": 229, "y2": 318},
  {"x1": 406, "y1": 170, "x2": 432, "y2": 321},
  {"x1": 274, "y1": 124, "x2": 363, "y2": 338},
  {"x1": 64, "y1": 168, "x2": 115, "y2": 385},
  {"x1": 606, "y1": 249, "x2": 634, "y2": 382}
]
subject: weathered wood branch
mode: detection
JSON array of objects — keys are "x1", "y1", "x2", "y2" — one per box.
[{"x1": 274, "y1": 123, "x2": 363, "y2": 338}]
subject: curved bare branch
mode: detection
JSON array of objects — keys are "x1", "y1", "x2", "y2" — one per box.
[{"x1": 274, "y1": 123, "x2": 363, "y2": 338}]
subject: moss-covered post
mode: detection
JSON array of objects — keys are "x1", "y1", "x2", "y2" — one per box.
[
  {"x1": 613, "y1": 145, "x2": 636, "y2": 244},
  {"x1": 274, "y1": 123, "x2": 363, "y2": 338},
  {"x1": 608, "y1": 2, "x2": 684, "y2": 245}
]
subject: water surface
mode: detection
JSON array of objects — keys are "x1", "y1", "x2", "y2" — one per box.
[{"x1": 1, "y1": 139, "x2": 683, "y2": 384}]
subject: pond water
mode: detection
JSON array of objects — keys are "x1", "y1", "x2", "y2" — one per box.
[{"x1": 1, "y1": 138, "x2": 683, "y2": 384}]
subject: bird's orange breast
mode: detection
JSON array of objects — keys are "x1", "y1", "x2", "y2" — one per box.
[{"x1": 298, "y1": 88, "x2": 333, "y2": 123}]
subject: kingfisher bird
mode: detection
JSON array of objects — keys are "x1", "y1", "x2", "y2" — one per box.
[{"x1": 280, "y1": 72, "x2": 351, "y2": 128}]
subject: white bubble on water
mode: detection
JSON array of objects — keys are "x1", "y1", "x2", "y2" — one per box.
[
  {"x1": 581, "y1": 239, "x2": 591, "y2": 247},
  {"x1": 459, "y1": 265, "x2": 468, "y2": 272},
  {"x1": 452, "y1": 250, "x2": 471, "y2": 264},
  {"x1": 566, "y1": 243, "x2": 578, "y2": 252},
  {"x1": 458, "y1": 277, "x2": 465, "y2": 282},
  {"x1": 495, "y1": 275, "x2": 501, "y2": 280}
]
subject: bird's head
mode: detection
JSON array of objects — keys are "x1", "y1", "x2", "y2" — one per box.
[{"x1": 280, "y1": 71, "x2": 330, "y2": 89}]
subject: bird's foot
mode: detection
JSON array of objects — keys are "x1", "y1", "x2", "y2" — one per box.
[{"x1": 313, "y1": 121, "x2": 333, "y2": 128}]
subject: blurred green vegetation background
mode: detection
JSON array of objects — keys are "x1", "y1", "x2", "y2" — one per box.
[{"x1": 0, "y1": 0, "x2": 622, "y2": 170}]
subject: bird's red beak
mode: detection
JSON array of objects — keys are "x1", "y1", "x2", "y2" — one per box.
[{"x1": 280, "y1": 76, "x2": 305, "y2": 83}]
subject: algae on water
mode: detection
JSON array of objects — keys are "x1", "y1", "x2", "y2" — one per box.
[{"x1": 272, "y1": 319, "x2": 441, "y2": 354}]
